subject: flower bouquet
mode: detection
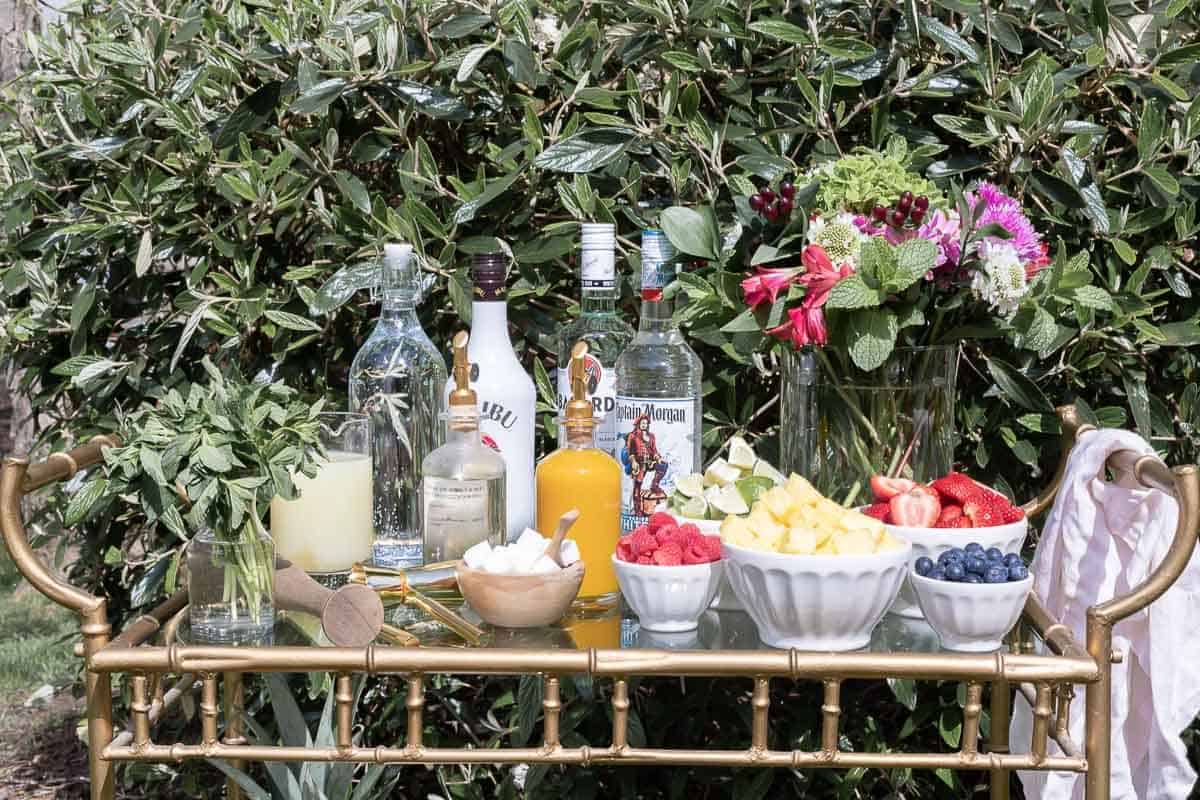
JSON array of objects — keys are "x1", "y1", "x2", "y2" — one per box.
[{"x1": 660, "y1": 139, "x2": 1063, "y2": 503}]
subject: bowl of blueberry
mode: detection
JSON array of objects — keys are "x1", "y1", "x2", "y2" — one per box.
[{"x1": 909, "y1": 543, "x2": 1032, "y2": 652}]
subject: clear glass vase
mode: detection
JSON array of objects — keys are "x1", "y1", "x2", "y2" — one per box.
[
  {"x1": 187, "y1": 523, "x2": 275, "y2": 645},
  {"x1": 780, "y1": 345, "x2": 959, "y2": 505}
]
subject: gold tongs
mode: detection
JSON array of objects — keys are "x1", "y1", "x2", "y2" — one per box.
[{"x1": 349, "y1": 562, "x2": 484, "y2": 646}]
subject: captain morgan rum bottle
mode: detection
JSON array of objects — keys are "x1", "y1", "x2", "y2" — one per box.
[{"x1": 613, "y1": 230, "x2": 703, "y2": 533}]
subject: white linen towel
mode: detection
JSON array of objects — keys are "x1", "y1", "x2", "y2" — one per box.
[{"x1": 1010, "y1": 428, "x2": 1200, "y2": 799}]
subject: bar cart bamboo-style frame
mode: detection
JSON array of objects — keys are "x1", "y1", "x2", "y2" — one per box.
[{"x1": 1, "y1": 405, "x2": 1197, "y2": 800}]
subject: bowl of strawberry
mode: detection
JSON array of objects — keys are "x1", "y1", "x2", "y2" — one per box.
[
  {"x1": 909, "y1": 543, "x2": 1033, "y2": 652},
  {"x1": 613, "y1": 512, "x2": 724, "y2": 633},
  {"x1": 865, "y1": 472, "x2": 1028, "y2": 619}
]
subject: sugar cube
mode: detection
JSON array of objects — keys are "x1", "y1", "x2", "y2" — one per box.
[{"x1": 463, "y1": 541, "x2": 492, "y2": 570}]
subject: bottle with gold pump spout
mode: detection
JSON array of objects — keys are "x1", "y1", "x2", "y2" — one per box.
[
  {"x1": 420, "y1": 331, "x2": 506, "y2": 564},
  {"x1": 536, "y1": 341, "x2": 622, "y2": 607}
]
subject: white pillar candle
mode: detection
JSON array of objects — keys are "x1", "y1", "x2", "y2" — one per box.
[{"x1": 270, "y1": 451, "x2": 373, "y2": 573}]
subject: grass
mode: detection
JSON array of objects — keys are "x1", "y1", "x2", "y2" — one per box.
[{"x1": 0, "y1": 549, "x2": 79, "y2": 702}]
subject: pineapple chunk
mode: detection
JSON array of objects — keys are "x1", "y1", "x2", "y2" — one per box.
[
  {"x1": 785, "y1": 474, "x2": 821, "y2": 505},
  {"x1": 761, "y1": 486, "x2": 794, "y2": 521},
  {"x1": 720, "y1": 515, "x2": 756, "y2": 548},
  {"x1": 782, "y1": 527, "x2": 818, "y2": 555},
  {"x1": 834, "y1": 529, "x2": 876, "y2": 556}
]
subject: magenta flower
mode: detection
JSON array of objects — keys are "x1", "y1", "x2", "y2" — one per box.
[{"x1": 966, "y1": 182, "x2": 1042, "y2": 264}]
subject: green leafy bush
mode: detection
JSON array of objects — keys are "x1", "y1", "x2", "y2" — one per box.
[{"x1": 1, "y1": 0, "x2": 1199, "y2": 797}]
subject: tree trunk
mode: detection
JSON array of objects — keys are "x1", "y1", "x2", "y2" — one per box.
[
  {"x1": 0, "y1": 0, "x2": 37, "y2": 83},
  {"x1": 0, "y1": 1, "x2": 39, "y2": 456}
]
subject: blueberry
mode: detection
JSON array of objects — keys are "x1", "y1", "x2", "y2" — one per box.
[
  {"x1": 945, "y1": 562, "x2": 966, "y2": 582},
  {"x1": 984, "y1": 565, "x2": 1008, "y2": 584},
  {"x1": 914, "y1": 556, "x2": 934, "y2": 576},
  {"x1": 964, "y1": 542, "x2": 984, "y2": 554},
  {"x1": 937, "y1": 551, "x2": 957, "y2": 566},
  {"x1": 964, "y1": 573, "x2": 983, "y2": 584},
  {"x1": 985, "y1": 547, "x2": 1003, "y2": 562},
  {"x1": 965, "y1": 556, "x2": 988, "y2": 575},
  {"x1": 1004, "y1": 553, "x2": 1024, "y2": 568},
  {"x1": 1008, "y1": 564, "x2": 1030, "y2": 582},
  {"x1": 929, "y1": 566, "x2": 947, "y2": 581}
]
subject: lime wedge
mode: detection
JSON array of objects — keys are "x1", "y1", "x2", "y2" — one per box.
[
  {"x1": 727, "y1": 436, "x2": 757, "y2": 470},
  {"x1": 704, "y1": 458, "x2": 742, "y2": 486},
  {"x1": 703, "y1": 485, "x2": 724, "y2": 505},
  {"x1": 711, "y1": 483, "x2": 750, "y2": 516},
  {"x1": 675, "y1": 473, "x2": 705, "y2": 498},
  {"x1": 736, "y1": 476, "x2": 774, "y2": 505},
  {"x1": 752, "y1": 459, "x2": 786, "y2": 485},
  {"x1": 678, "y1": 495, "x2": 709, "y2": 519}
]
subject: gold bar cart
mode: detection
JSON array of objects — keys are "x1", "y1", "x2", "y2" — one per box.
[{"x1": 2, "y1": 405, "x2": 1196, "y2": 800}]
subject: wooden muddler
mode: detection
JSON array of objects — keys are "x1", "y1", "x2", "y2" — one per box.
[{"x1": 273, "y1": 559, "x2": 386, "y2": 647}]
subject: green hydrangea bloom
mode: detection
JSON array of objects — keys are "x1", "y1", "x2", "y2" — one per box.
[{"x1": 813, "y1": 149, "x2": 943, "y2": 214}]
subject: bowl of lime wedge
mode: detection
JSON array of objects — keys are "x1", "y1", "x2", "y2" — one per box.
[{"x1": 663, "y1": 436, "x2": 786, "y2": 610}]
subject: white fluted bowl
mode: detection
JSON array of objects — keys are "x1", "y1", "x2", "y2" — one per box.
[
  {"x1": 884, "y1": 517, "x2": 1028, "y2": 618},
  {"x1": 670, "y1": 515, "x2": 742, "y2": 610},
  {"x1": 613, "y1": 556, "x2": 723, "y2": 632},
  {"x1": 911, "y1": 570, "x2": 1032, "y2": 652},
  {"x1": 721, "y1": 540, "x2": 911, "y2": 651}
]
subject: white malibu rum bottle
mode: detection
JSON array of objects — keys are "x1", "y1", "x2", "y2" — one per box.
[{"x1": 444, "y1": 253, "x2": 536, "y2": 540}]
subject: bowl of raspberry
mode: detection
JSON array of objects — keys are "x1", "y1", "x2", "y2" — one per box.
[
  {"x1": 863, "y1": 472, "x2": 1028, "y2": 619},
  {"x1": 613, "y1": 513, "x2": 724, "y2": 633}
]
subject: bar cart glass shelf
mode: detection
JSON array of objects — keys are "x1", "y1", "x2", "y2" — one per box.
[{"x1": 1, "y1": 405, "x2": 1196, "y2": 800}]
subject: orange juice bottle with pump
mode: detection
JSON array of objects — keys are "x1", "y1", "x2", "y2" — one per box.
[{"x1": 536, "y1": 342, "x2": 622, "y2": 606}]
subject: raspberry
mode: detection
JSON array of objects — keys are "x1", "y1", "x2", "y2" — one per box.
[
  {"x1": 930, "y1": 472, "x2": 978, "y2": 505},
  {"x1": 683, "y1": 536, "x2": 721, "y2": 565},
  {"x1": 652, "y1": 542, "x2": 684, "y2": 566},
  {"x1": 631, "y1": 529, "x2": 658, "y2": 558},
  {"x1": 863, "y1": 502, "x2": 891, "y2": 522},
  {"x1": 648, "y1": 512, "x2": 677, "y2": 533},
  {"x1": 655, "y1": 525, "x2": 688, "y2": 550},
  {"x1": 616, "y1": 536, "x2": 635, "y2": 562},
  {"x1": 678, "y1": 522, "x2": 701, "y2": 539},
  {"x1": 636, "y1": 555, "x2": 653, "y2": 564}
]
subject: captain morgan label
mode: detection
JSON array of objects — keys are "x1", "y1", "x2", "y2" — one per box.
[{"x1": 614, "y1": 397, "x2": 697, "y2": 533}]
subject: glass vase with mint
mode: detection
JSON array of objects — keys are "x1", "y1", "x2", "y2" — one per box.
[
  {"x1": 81, "y1": 360, "x2": 325, "y2": 645},
  {"x1": 349, "y1": 243, "x2": 447, "y2": 569},
  {"x1": 421, "y1": 331, "x2": 506, "y2": 564},
  {"x1": 555, "y1": 223, "x2": 634, "y2": 458}
]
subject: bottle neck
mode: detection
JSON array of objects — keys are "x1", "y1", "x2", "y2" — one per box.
[
  {"x1": 471, "y1": 300, "x2": 509, "y2": 338},
  {"x1": 637, "y1": 294, "x2": 675, "y2": 332},
  {"x1": 580, "y1": 284, "x2": 617, "y2": 315},
  {"x1": 447, "y1": 411, "x2": 481, "y2": 443},
  {"x1": 379, "y1": 291, "x2": 420, "y2": 325},
  {"x1": 563, "y1": 423, "x2": 597, "y2": 449}
]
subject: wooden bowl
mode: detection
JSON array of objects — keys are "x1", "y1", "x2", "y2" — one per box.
[{"x1": 455, "y1": 561, "x2": 585, "y2": 628}]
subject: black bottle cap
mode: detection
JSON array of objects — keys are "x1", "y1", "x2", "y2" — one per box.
[{"x1": 471, "y1": 253, "x2": 507, "y2": 301}]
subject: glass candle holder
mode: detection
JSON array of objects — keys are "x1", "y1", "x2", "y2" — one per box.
[{"x1": 270, "y1": 412, "x2": 373, "y2": 580}]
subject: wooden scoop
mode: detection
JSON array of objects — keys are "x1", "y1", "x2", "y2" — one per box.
[
  {"x1": 273, "y1": 559, "x2": 384, "y2": 647},
  {"x1": 544, "y1": 508, "x2": 580, "y2": 567}
]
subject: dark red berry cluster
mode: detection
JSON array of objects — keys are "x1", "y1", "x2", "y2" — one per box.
[
  {"x1": 870, "y1": 191, "x2": 930, "y2": 229},
  {"x1": 748, "y1": 181, "x2": 796, "y2": 223}
]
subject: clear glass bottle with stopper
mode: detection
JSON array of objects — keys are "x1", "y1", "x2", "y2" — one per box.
[
  {"x1": 349, "y1": 243, "x2": 447, "y2": 568},
  {"x1": 421, "y1": 331, "x2": 506, "y2": 564},
  {"x1": 537, "y1": 341, "x2": 622, "y2": 607}
]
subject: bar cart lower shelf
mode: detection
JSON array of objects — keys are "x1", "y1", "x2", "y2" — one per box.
[{"x1": 2, "y1": 404, "x2": 1196, "y2": 800}]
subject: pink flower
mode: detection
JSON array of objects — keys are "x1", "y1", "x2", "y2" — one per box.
[
  {"x1": 1025, "y1": 242, "x2": 1051, "y2": 279},
  {"x1": 741, "y1": 267, "x2": 800, "y2": 308},
  {"x1": 798, "y1": 245, "x2": 854, "y2": 305},
  {"x1": 767, "y1": 305, "x2": 829, "y2": 347}
]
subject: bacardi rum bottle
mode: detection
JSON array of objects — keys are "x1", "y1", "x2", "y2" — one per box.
[
  {"x1": 445, "y1": 253, "x2": 536, "y2": 541},
  {"x1": 614, "y1": 231, "x2": 703, "y2": 533},
  {"x1": 555, "y1": 223, "x2": 634, "y2": 458}
]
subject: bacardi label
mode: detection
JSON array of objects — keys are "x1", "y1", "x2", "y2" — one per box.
[
  {"x1": 614, "y1": 396, "x2": 697, "y2": 532},
  {"x1": 556, "y1": 354, "x2": 619, "y2": 454},
  {"x1": 581, "y1": 247, "x2": 615, "y2": 289}
]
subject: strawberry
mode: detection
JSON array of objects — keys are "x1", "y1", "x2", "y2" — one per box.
[
  {"x1": 652, "y1": 542, "x2": 684, "y2": 566},
  {"x1": 863, "y1": 502, "x2": 892, "y2": 523},
  {"x1": 962, "y1": 493, "x2": 1009, "y2": 527},
  {"x1": 870, "y1": 475, "x2": 917, "y2": 501},
  {"x1": 936, "y1": 504, "x2": 964, "y2": 526},
  {"x1": 888, "y1": 485, "x2": 941, "y2": 527},
  {"x1": 930, "y1": 472, "x2": 978, "y2": 505},
  {"x1": 952, "y1": 517, "x2": 972, "y2": 528},
  {"x1": 648, "y1": 512, "x2": 678, "y2": 533},
  {"x1": 1001, "y1": 504, "x2": 1026, "y2": 523}
]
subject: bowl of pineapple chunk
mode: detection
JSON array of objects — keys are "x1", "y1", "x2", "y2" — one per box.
[{"x1": 720, "y1": 475, "x2": 911, "y2": 651}]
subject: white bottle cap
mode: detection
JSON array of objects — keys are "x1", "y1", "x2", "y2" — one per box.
[
  {"x1": 580, "y1": 223, "x2": 615, "y2": 251},
  {"x1": 384, "y1": 242, "x2": 413, "y2": 265}
]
